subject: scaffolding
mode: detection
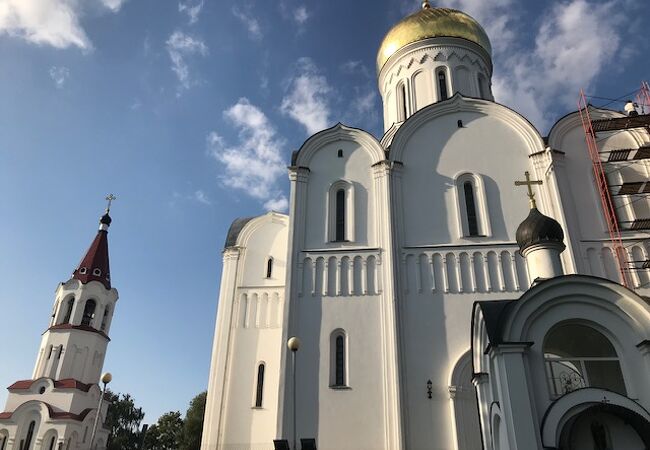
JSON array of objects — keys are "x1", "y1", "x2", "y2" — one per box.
[{"x1": 577, "y1": 82, "x2": 650, "y2": 289}]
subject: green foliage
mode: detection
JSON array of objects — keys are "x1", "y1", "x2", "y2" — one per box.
[
  {"x1": 143, "y1": 411, "x2": 183, "y2": 450},
  {"x1": 143, "y1": 391, "x2": 207, "y2": 450},
  {"x1": 180, "y1": 391, "x2": 207, "y2": 450},
  {"x1": 105, "y1": 390, "x2": 146, "y2": 450}
]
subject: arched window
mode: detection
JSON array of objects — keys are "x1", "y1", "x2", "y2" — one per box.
[
  {"x1": 24, "y1": 421, "x2": 35, "y2": 450},
  {"x1": 266, "y1": 257, "x2": 273, "y2": 279},
  {"x1": 478, "y1": 73, "x2": 488, "y2": 98},
  {"x1": 255, "y1": 363, "x2": 265, "y2": 407},
  {"x1": 328, "y1": 181, "x2": 354, "y2": 243},
  {"x1": 100, "y1": 307, "x2": 110, "y2": 331},
  {"x1": 438, "y1": 71, "x2": 448, "y2": 101},
  {"x1": 397, "y1": 82, "x2": 407, "y2": 121},
  {"x1": 330, "y1": 330, "x2": 348, "y2": 387},
  {"x1": 544, "y1": 323, "x2": 626, "y2": 397},
  {"x1": 0, "y1": 432, "x2": 7, "y2": 450},
  {"x1": 335, "y1": 189, "x2": 346, "y2": 241},
  {"x1": 455, "y1": 173, "x2": 490, "y2": 238},
  {"x1": 463, "y1": 182, "x2": 479, "y2": 236},
  {"x1": 48, "y1": 436, "x2": 56, "y2": 450},
  {"x1": 63, "y1": 298, "x2": 74, "y2": 324},
  {"x1": 81, "y1": 300, "x2": 96, "y2": 327}
]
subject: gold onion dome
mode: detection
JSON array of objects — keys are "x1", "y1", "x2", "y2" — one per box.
[{"x1": 377, "y1": 3, "x2": 492, "y2": 72}]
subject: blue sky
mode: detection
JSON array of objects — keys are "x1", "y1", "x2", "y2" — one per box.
[{"x1": 0, "y1": 0, "x2": 648, "y2": 424}]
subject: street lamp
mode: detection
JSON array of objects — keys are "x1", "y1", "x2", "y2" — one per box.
[
  {"x1": 287, "y1": 337, "x2": 301, "y2": 450},
  {"x1": 90, "y1": 372, "x2": 112, "y2": 449}
]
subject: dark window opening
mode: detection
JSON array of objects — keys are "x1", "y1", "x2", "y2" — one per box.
[
  {"x1": 100, "y1": 307, "x2": 110, "y2": 332},
  {"x1": 47, "y1": 346, "x2": 53, "y2": 360},
  {"x1": 335, "y1": 189, "x2": 346, "y2": 241},
  {"x1": 24, "y1": 421, "x2": 35, "y2": 450},
  {"x1": 337, "y1": 149, "x2": 343, "y2": 158},
  {"x1": 0, "y1": 436, "x2": 6, "y2": 450},
  {"x1": 438, "y1": 71, "x2": 448, "y2": 100},
  {"x1": 81, "y1": 300, "x2": 96, "y2": 327},
  {"x1": 255, "y1": 364, "x2": 265, "y2": 407},
  {"x1": 266, "y1": 258, "x2": 273, "y2": 278},
  {"x1": 57, "y1": 345, "x2": 63, "y2": 360},
  {"x1": 48, "y1": 437, "x2": 56, "y2": 450},
  {"x1": 335, "y1": 335, "x2": 345, "y2": 386},
  {"x1": 464, "y1": 181, "x2": 479, "y2": 236},
  {"x1": 63, "y1": 298, "x2": 74, "y2": 324}
]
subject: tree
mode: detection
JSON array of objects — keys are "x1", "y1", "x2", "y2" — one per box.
[
  {"x1": 105, "y1": 391, "x2": 146, "y2": 450},
  {"x1": 143, "y1": 411, "x2": 183, "y2": 450},
  {"x1": 180, "y1": 391, "x2": 207, "y2": 450}
]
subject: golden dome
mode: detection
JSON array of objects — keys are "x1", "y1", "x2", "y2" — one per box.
[{"x1": 377, "y1": 6, "x2": 492, "y2": 72}]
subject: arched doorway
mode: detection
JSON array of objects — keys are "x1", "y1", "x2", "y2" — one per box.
[{"x1": 559, "y1": 404, "x2": 650, "y2": 450}]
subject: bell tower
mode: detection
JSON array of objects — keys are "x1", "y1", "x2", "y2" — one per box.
[
  {"x1": 0, "y1": 200, "x2": 119, "y2": 450},
  {"x1": 377, "y1": 1, "x2": 494, "y2": 131}
]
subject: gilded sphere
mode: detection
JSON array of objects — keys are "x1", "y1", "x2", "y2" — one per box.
[
  {"x1": 377, "y1": 7, "x2": 492, "y2": 73},
  {"x1": 287, "y1": 336, "x2": 301, "y2": 352}
]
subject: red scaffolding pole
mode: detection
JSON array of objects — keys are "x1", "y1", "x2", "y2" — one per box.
[{"x1": 577, "y1": 89, "x2": 630, "y2": 288}]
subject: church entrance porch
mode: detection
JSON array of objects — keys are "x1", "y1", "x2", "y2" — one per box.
[{"x1": 558, "y1": 404, "x2": 650, "y2": 450}]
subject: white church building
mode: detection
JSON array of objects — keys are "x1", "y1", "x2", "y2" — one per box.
[
  {"x1": 0, "y1": 210, "x2": 118, "y2": 450},
  {"x1": 202, "y1": 2, "x2": 650, "y2": 449}
]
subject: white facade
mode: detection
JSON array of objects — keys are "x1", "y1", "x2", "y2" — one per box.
[
  {"x1": 202, "y1": 5, "x2": 650, "y2": 450},
  {"x1": 0, "y1": 215, "x2": 118, "y2": 450}
]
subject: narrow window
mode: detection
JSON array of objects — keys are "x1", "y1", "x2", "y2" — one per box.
[
  {"x1": 47, "y1": 346, "x2": 53, "y2": 360},
  {"x1": 100, "y1": 307, "x2": 110, "y2": 331},
  {"x1": 63, "y1": 298, "x2": 74, "y2": 324},
  {"x1": 24, "y1": 421, "x2": 35, "y2": 450},
  {"x1": 397, "y1": 83, "x2": 407, "y2": 121},
  {"x1": 337, "y1": 149, "x2": 343, "y2": 158},
  {"x1": 438, "y1": 71, "x2": 448, "y2": 101},
  {"x1": 464, "y1": 181, "x2": 479, "y2": 236},
  {"x1": 335, "y1": 335, "x2": 346, "y2": 386},
  {"x1": 255, "y1": 363, "x2": 265, "y2": 407},
  {"x1": 266, "y1": 258, "x2": 273, "y2": 279},
  {"x1": 82, "y1": 427, "x2": 88, "y2": 443},
  {"x1": 335, "y1": 189, "x2": 346, "y2": 241},
  {"x1": 81, "y1": 299, "x2": 96, "y2": 327},
  {"x1": 48, "y1": 436, "x2": 56, "y2": 450},
  {"x1": 1, "y1": 436, "x2": 6, "y2": 450},
  {"x1": 57, "y1": 345, "x2": 63, "y2": 360},
  {"x1": 478, "y1": 74, "x2": 486, "y2": 98}
]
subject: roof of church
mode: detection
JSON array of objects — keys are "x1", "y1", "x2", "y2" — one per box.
[
  {"x1": 72, "y1": 213, "x2": 112, "y2": 289},
  {"x1": 224, "y1": 216, "x2": 257, "y2": 249},
  {"x1": 474, "y1": 300, "x2": 515, "y2": 345},
  {"x1": 515, "y1": 207, "x2": 564, "y2": 251}
]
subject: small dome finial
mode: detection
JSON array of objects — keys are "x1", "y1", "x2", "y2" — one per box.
[
  {"x1": 422, "y1": 0, "x2": 431, "y2": 9},
  {"x1": 99, "y1": 194, "x2": 116, "y2": 231}
]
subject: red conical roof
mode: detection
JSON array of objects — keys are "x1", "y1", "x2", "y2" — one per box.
[{"x1": 72, "y1": 214, "x2": 112, "y2": 289}]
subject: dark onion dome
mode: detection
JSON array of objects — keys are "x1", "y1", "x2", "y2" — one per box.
[
  {"x1": 516, "y1": 208, "x2": 565, "y2": 252},
  {"x1": 100, "y1": 213, "x2": 112, "y2": 226}
]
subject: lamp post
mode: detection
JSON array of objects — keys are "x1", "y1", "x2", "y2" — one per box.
[
  {"x1": 90, "y1": 372, "x2": 112, "y2": 450},
  {"x1": 287, "y1": 337, "x2": 301, "y2": 450}
]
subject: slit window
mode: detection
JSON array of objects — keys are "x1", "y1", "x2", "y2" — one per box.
[
  {"x1": 464, "y1": 181, "x2": 479, "y2": 236},
  {"x1": 266, "y1": 258, "x2": 273, "y2": 279},
  {"x1": 335, "y1": 189, "x2": 346, "y2": 242},
  {"x1": 397, "y1": 83, "x2": 407, "y2": 121},
  {"x1": 255, "y1": 363, "x2": 265, "y2": 407},
  {"x1": 335, "y1": 335, "x2": 345, "y2": 386},
  {"x1": 48, "y1": 436, "x2": 56, "y2": 450},
  {"x1": 101, "y1": 307, "x2": 110, "y2": 331},
  {"x1": 438, "y1": 71, "x2": 448, "y2": 100}
]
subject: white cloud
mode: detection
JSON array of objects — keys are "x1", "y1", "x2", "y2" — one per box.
[
  {"x1": 208, "y1": 98, "x2": 288, "y2": 212},
  {"x1": 193, "y1": 190, "x2": 211, "y2": 205},
  {"x1": 293, "y1": 6, "x2": 309, "y2": 25},
  {"x1": 443, "y1": 0, "x2": 630, "y2": 130},
  {"x1": 179, "y1": 0, "x2": 204, "y2": 25},
  {"x1": 264, "y1": 196, "x2": 289, "y2": 212},
  {"x1": 281, "y1": 58, "x2": 332, "y2": 135},
  {"x1": 232, "y1": 5, "x2": 262, "y2": 41},
  {"x1": 49, "y1": 66, "x2": 69, "y2": 88},
  {"x1": 166, "y1": 30, "x2": 208, "y2": 94},
  {"x1": 340, "y1": 60, "x2": 371, "y2": 79},
  {"x1": 0, "y1": 0, "x2": 125, "y2": 50}
]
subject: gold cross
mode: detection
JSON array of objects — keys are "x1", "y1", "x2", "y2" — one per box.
[
  {"x1": 514, "y1": 171, "x2": 542, "y2": 209},
  {"x1": 105, "y1": 194, "x2": 117, "y2": 213}
]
